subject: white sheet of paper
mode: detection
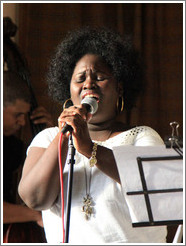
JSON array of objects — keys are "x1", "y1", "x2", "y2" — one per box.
[{"x1": 112, "y1": 146, "x2": 183, "y2": 225}]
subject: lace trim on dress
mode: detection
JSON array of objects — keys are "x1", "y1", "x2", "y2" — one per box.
[
  {"x1": 75, "y1": 126, "x2": 160, "y2": 164},
  {"x1": 96, "y1": 126, "x2": 158, "y2": 146}
]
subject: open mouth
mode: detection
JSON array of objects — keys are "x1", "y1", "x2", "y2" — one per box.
[{"x1": 82, "y1": 93, "x2": 100, "y2": 103}]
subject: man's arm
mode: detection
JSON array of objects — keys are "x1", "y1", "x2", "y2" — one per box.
[{"x1": 3, "y1": 201, "x2": 43, "y2": 227}]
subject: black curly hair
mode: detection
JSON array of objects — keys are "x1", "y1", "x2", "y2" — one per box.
[{"x1": 47, "y1": 26, "x2": 144, "y2": 111}]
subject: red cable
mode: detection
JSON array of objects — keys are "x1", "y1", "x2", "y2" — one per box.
[{"x1": 58, "y1": 132, "x2": 65, "y2": 243}]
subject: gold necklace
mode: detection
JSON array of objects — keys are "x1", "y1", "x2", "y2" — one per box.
[
  {"x1": 82, "y1": 162, "x2": 95, "y2": 220},
  {"x1": 81, "y1": 131, "x2": 112, "y2": 220}
]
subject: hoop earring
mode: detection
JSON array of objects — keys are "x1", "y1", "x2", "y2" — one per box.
[
  {"x1": 63, "y1": 98, "x2": 72, "y2": 110},
  {"x1": 117, "y1": 96, "x2": 124, "y2": 113}
]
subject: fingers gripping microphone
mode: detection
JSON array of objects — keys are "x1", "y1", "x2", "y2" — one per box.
[{"x1": 61, "y1": 97, "x2": 98, "y2": 134}]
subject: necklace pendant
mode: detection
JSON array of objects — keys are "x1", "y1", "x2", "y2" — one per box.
[{"x1": 82, "y1": 194, "x2": 93, "y2": 220}]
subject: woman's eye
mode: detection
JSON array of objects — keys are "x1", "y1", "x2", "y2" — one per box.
[
  {"x1": 97, "y1": 76, "x2": 105, "y2": 81},
  {"x1": 76, "y1": 77, "x2": 85, "y2": 83}
]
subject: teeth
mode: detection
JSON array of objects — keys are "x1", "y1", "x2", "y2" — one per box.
[
  {"x1": 83, "y1": 94, "x2": 99, "y2": 103},
  {"x1": 85, "y1": 94, "x2": 98, "y2": 99},
  {"x1": 85, "y1": 94, "x2": 95, "y2": 98}
]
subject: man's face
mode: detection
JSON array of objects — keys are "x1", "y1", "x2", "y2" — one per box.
[{"x1": 3, "y1": 99, "x2": 30, "y2": 136}]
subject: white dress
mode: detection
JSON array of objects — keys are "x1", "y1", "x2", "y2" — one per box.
[{"x1": 28, "y1": 126, "x2": 167, "y2": 244}]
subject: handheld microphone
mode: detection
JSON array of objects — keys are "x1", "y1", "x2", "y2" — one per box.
[{"x1": 61, "y1": 97, "x2": 98, "y2": 134}]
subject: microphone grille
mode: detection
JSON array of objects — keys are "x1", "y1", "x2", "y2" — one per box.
[{"x1": 81, "y1": 97, "x2": 98, "y2": 114}]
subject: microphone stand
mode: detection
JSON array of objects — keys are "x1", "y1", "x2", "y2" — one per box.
[{"x1": 64, "y1": 133, "x2": 76, "y2": 243}]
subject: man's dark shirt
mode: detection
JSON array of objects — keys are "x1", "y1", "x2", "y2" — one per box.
[{"x1": 3, "y1": 135, "x2": 24, "y2": 203}]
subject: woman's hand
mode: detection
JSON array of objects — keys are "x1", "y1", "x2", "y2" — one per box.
[
  {"x1": 58, "y1": 104, "x2": 93, "y2": 158},
  {"x1": 30, "y1": 106, "x2": 54, "y2": 128},
  {"x1": 58, "y1": 104, "x2": 121, "y2": 184}
]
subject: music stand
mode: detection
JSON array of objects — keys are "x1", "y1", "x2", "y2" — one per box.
[
  {"x1": 113, "y1": 145, "x2": 183, "y2": 226},
  {"x1": 112, "y1": 122, "x2": 184, "y2": 243},
  {"x1": 129, "y1": 153, "x2": 183, "y2": 227},
  {"x1": 113, "y1": 121, "x2": 183, "y2": 234}
]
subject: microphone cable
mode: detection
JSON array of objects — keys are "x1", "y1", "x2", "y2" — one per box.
[{"x1": 58, "y1": 131, "x2": 65, "y2": 243}]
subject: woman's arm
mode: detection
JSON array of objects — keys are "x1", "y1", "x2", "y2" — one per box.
[
  {"x1": 96, "y1": 146, "x2": 121, "y2": 183},
  {"x1": 18, "y1": 132, "x2": 69, "y2": 211},
  {"x1": 19, "y1": 105, "x2": 121, "y2": 211},
  {"x1": 80, "y1": 142, "x2": 121, "y2": 183}
]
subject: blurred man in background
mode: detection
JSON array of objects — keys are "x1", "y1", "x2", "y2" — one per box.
[{"x1": 3, "y1": 16, "x2": 54, "y2": 243}]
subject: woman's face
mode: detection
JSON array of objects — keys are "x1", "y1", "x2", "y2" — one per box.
[{"x1": 70, "y1": 54, "x2": 121, "y2": 124}]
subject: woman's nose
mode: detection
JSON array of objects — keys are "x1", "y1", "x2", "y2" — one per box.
[{"x1": 83, "y1": 75, "x2": 97, "y2": 89}]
